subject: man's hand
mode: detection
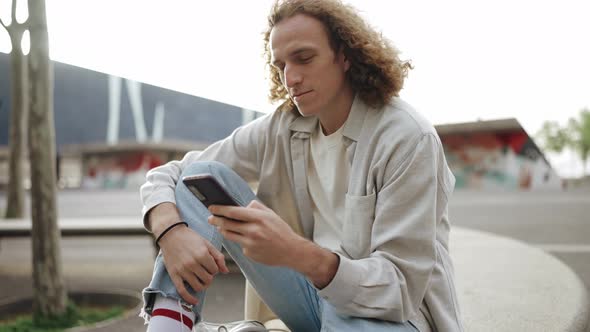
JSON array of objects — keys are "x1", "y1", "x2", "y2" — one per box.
[
  {"x1": 208, "y1": 200, "x2": 303, "y2": 266},
  {"x1": 208, "y1": 200, "x2": 339, "y2": 289},
  {"x1": 148, "y1": 203, "x2": 229, "y2": 305}
]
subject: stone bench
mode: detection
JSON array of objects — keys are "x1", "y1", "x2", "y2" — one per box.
[{"x1": 451, "y1": 228, "x2": 588, "y2": 331}]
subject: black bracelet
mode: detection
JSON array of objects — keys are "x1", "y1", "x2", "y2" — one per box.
[{"x1": 155, "y1": 221, "x2": 188, "y2": 247}]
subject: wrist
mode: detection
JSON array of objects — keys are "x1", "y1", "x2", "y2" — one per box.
[
  {"x1": 155, "y1": 221, "x2": 188, "y2": 247},
  {"x1": 292, "y1": 240, "x2": 340, "y2": 289},
  {"x1": 148, "y1": 202, "x2": 182, "y2": 237}
]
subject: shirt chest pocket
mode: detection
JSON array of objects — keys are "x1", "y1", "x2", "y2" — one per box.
[{"x1": 340, "y1": 192, "x2": 376, "y2": 259}]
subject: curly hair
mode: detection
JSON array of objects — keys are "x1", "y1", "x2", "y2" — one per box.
[{"x1": 263, "y1": 0, "x2": 412, "y2": 112}]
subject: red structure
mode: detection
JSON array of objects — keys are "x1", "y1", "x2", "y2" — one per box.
[{"x1": 436, "y1": 118, "x2": 561, "y2": 190}]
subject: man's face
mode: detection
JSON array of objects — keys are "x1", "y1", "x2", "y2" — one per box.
[{"x1": 270, "y1": 14, "x2": 351, "y2": 117}]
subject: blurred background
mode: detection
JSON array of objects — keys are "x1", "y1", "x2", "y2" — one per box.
[
  {"x1": 1, "y1": 0, "x2": 589, "y2": 189},
  {"x1": 0, "y1": 0, "x2": 589, "y2": 330}
]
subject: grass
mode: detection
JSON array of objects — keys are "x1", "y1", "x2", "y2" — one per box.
[{"x1": 0, "y1": 302, "x2": 125, "y2": 332}]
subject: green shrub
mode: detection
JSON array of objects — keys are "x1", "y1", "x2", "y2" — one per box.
[{"x1": 0, "y1": 302, "x2": 124, "y2": 332}]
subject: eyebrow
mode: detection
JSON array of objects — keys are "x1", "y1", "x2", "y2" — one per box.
[{"x1": 272, "y1": 47, "x2": 316, "y2": 67}]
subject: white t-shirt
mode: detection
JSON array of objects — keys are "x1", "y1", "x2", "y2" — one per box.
[{"x1": 308, "y1": 121, "x2": 350, "y2": 252}]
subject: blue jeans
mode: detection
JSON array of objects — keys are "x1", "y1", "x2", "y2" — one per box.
[{"x1": 142, "y1": 161, "x2": 419, "y2": 332}]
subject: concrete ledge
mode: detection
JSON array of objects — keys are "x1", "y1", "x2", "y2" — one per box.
[
  {"x1": 451, "y1": 227, "x2": 589, "y2": 332},
  {"x1": 262, "y1": 227, "x2": 589, "y2": 331},
  {"x1": 0, "y1": 218, "x2": 144, "y2": 237}
]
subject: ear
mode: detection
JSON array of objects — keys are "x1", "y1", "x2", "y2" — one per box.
[
  {"x1": 343, "y1": 56, "x2": 351, "y2": 72},
  {"x1": 338, "y1": 48, "x2": 351, "y2": 72}
]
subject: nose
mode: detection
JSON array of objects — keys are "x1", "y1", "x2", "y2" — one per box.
[{"x1": 283, "y1": 64, "x2": 302, "y2": 88}]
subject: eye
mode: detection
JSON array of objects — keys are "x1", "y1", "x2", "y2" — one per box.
[{"x1": 298, "y1": 56, "x2": 313, "y2": 63}]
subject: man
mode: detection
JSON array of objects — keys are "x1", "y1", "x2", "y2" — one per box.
[{"x1": 140, "y1": 0, "x2": 464, "y2": 331}]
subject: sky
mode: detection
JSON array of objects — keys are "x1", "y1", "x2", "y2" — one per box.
[{"x1": 0, "y1": 0, "x2": 589, "y2": 176}]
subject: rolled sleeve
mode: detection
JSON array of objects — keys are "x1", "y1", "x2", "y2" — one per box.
[
  {"x1": 140, "y1": 186, "x2": 177, "y2": 230},
  {"x1": 317, "y1": 253, "x2": 362, "y2": 305}
]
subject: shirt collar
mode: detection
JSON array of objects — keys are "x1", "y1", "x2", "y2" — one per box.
[
  {"x1": 342, "y1": 94, "x2": 369, "y2": 142},
  {"x1": 288, "y1": 94, "x2": 369, "y2": 142}
]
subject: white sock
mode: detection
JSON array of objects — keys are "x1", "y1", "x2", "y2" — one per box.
[{"x1": 146, "y1": 295, "x2": 196, "y2": 332}]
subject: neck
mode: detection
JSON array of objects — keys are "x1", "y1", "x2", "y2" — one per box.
[{"x1": 318, "y1": 85, "x2": 355, "y2": 135}]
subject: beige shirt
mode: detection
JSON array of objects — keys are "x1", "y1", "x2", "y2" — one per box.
[{"x1": 141, "y1": 96, "x2": 464, "y2": 332}]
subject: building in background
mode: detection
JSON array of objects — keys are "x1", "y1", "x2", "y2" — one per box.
[
  {"x1": 0, "y1": 53, "x2": 262, "y2": 189},
  {"x1": 1, "y1": 53, "x2": 560, "y2": 190},
  {"x1": 436, "y1": 118, "x2": 561, "y2": 190}
]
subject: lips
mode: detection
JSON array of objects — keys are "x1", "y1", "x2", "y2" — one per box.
[
  {"x1": 295, "y1": 91, "x2": 309, "y2": 97},
  {"x1": 292, "y1": 90, "x2": 312, "y2": 100}
]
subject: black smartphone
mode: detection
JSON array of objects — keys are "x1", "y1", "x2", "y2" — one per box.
[{"x1": 182, "y1": 174, "x2": 240, "y2": 208}]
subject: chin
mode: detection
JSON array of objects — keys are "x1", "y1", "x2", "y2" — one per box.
[{"x1": 295, "y1": 105, "x2": 320, "y2": 118}]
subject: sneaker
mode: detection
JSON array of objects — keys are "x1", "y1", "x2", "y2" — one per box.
[{"x1": 194, "y1": 320, "x2": 268, "y2": 332}]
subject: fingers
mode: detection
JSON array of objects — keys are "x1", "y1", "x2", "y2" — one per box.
[
  {"x1": 209, "y1": 215, "x2": 251, "y2": 247},
  {"x1": 171, "y1": 275, "x2": 199, "y2": 305},
  {"x1": 181, "y1": 270, "x2": 206, "y2": 293},
  {"x1": 220, "y1": 228, "x2": 249, "y2": 245},
  {"x1": 162, "y1": 232, "x2": 224, "y2": 305},
  {"x1": 198, "y1": 244, "x2": 221, "y2": 275},
  {"x1": 208, "y1": 215, "x2": 248, "y2": 234},
  {"x1": 172, "y1": 260, "x2": 217, "y2": 305},
  {"x1": 205, "y1": 241, "x2": 230, "y2": 274},
  {"x1": 188, "y1": 264, "x2": 215, "y2": 288},
  {"x1": 208, "y1": 205, "x2": 265, "y2": 223}
]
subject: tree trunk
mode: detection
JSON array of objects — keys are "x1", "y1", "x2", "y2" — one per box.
[
  {"x1": 5, "y1": 31, "x2": 28, "y2": 219},
  {"x1": 27, "y1": 0, "x2": 67, "y2": 318}
]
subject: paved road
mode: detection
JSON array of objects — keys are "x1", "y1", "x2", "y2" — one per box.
[{"x1": 1, "y1": 189, "x2": 589, "y2": 329}]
